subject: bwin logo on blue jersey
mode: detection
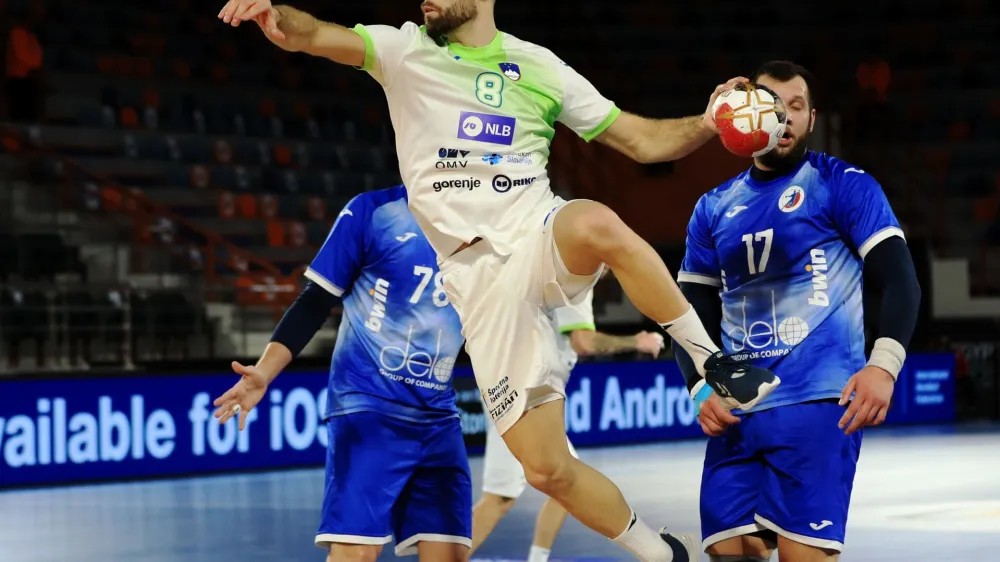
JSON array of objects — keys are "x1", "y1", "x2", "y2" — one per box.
[{"x1": 365, "y1": 278, "x2": 390, "y2": 332}]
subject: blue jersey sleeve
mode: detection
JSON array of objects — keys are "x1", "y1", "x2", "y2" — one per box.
[
  {"x1": 678, "y1": 195, "x2": 722, "y2": 287},
  {"x1": 304, "y1": 196, "x2": 370, "y2": 297},
  {"x1": 831, "y1": 168, "x2": 904, "y2": 260}
]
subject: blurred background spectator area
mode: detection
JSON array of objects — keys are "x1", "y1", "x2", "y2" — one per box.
[{"x1": 0, "y1": 0, "x2": 997, "y2": 418}]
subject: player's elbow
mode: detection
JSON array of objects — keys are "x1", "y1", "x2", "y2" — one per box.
[{"x1": 569, "y1": 331, "x2": 596, "y2": 356}]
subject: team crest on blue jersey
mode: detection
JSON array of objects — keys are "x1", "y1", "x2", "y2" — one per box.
[
  {"x1": 498, "y1": 62, "x2": 521, "y2": 81},
  {"x1": 779, "y1": 186, "x2": 805, "y2": 213}
]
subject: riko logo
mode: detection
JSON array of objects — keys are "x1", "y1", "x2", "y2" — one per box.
[
  {"x1": 457, "y1": 111, "x2": 516, "y2": 145},
  {"x1": 433, "y1": 178, "x2": 481, "y2": 192},
  {"x1": 492, "y1": 174, "x2": 536, "y2": 193},
  {"x1": 436, "y1": 147, "x2": 470, "y2": 170},
  {"x1": 364, "y1": 278, "x2": 390, "y2": 332}
]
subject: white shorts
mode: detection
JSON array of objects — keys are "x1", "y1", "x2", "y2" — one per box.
[
  {"x1": 439, "y1": 199, "x2": 603, "y2": 436},
  {"x1": 481, "y1": 403, "x2": 579, "y2": 498}
]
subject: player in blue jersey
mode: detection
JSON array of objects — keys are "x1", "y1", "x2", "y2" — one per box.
[
  {"x1": 672, "y1": 61, "x2": 921, "y2": 562},
  {"x1": 211, "y1": 186, "x2": 471, "y2": 562}
]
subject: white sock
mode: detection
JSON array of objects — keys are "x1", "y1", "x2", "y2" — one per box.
[
  {"x1": 527, "y1": 545, "x2": 551, "y2": 562},
  {"x1": 661, "y1": 304, "x2": 719, "y2": 377},
  {"x1": 611, "y1": 511, "x2": 673, "y2": 562}
]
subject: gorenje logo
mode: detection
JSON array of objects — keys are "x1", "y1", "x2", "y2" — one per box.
[
  {"x1": 433, "y1": 178, "x2": 481, "y2": 192},
  {"x1": 492, "y1": 174, "x2": 536, "y2": 193},
  {"x1": 364, "y1": 278, "x2": 390, "y2": 332},
  {"x1": 436, "y1": 147, "x2": 470, "y2": 169}
]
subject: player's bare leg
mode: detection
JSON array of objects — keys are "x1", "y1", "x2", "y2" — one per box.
[
  {"x1": 417, "y1": 540, "x2": 470, "y2": 562},
  {"x1": 530, "y1": 497, "x2": 570, "y2": 560},
  {"x1": 705, "y1": 535, "x2": 775, "y2": 561},
  {"x1": 470, "y1": 492, "x2": 517, "y2": 553},
  {"x1": 552, "y1": 201, "x2": 719, "y2": 372},
  {"x1": 327, "y1": 544, "x2": 381, "y2": 562},
  {"x1": 503, "y1": 399, "x2": 695, "y2": 561},
  {"x1": 775, "y1": 536, "x2": 839, "y2": 562}
]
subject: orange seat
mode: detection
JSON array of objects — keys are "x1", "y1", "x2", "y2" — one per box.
[
  {"x1": 267, "y1": 220, "x2": 286, "y2": 247},
  {"x1": 237, "y1": 194, "x2": 257, "y2": 218},
  {"x1": 973, "y1": 196, "x2": 998, "y2": 223},
  {"x1": 120, "y1": 106, "x2": 140, "y2": 128}
]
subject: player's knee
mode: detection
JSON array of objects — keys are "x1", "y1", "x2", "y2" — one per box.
[
  {"x1": 480, "y1": 492, "x2": 517, "y2": 516},
  {"x1": 521, "y1": 450, "x2": 575, "y2": 497},
  {"x1": 573, "y1": 203, "x2": 630, "y2": 257}
]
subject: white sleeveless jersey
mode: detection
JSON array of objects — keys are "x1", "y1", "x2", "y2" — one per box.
[{"x1": 353, "y1": 22, "x2": 621, "y2": 258}]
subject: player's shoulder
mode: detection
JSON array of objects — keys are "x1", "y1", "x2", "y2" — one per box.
[
  {"x1": 500, "y1": 32, "x2": 569, "y2": 68},
  {"x1": 343, "y1": 185, "x2": 407, "y2": 218},
  {"x1": 806, "y1": 151, "x2": 878, "y2": 187},
  {"x1": 695, "y1": 172, "x2": 747, "y2": 219}
]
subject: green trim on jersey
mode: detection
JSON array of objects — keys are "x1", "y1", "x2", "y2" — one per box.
[
  {"x1": 560, "y1": 322, "x2": 596, "y2": 334},
  {"x1": 446, "y1": 31, "x2": 505, "y2": 63},
  {"x1": 352, "y1": 24, "x2": 376, "y2": 72},
  {"x1": 582, "y1": 105, "x2": 622, "y2": 142}
]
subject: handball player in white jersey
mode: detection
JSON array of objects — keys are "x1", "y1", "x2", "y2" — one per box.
[{"x1": 217, "y1": 2, "x2": 780, "y2": 560}]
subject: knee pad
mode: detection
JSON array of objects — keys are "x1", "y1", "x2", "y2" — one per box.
[{"x1": 709, "y1": 556, "x2": 770, "y2": 562}]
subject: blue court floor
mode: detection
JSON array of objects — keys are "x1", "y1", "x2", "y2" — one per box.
[{"x1": 2, "y1": 426, "x2": 999, "y2": 562}]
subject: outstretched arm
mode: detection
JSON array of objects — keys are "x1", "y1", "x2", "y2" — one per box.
[
  {"x1": 594, "y1": 77, "x2": 748, "y2": 164},
  {"x1": 596, "y1": 113, "x2": 714, "y2": 164},
  {"x1": 218, "y1": 1, "x2": 365, "y2": 66},
  {"x1": 570, "y1": 330, "x2": 664, "y2": 358}
]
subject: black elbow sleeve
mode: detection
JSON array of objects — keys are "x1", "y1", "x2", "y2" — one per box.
[{"x1": 270, "y1": 281, "x2": 340, "y2": 357}]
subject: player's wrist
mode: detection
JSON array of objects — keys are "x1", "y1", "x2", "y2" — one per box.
[
  {"x1": 690, "y1": 379, "x2": 713, "y2": 411},
  {"x1": 866, "y1": 337, "x2": 905, "y2": 382}
]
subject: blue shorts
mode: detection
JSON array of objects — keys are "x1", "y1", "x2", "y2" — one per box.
[
  {"x1": 700, "y1": 400, "x2": 862, "y2": 553},
  {"x1": 315, "y1": 412, "x2": 472, "y2": 557}
]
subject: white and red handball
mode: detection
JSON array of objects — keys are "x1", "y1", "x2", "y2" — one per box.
[{"x1": 712, "y1": 82, "x2": 788, "y2": 158}]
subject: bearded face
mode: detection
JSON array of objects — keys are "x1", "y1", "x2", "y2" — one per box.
[{"x1": 422, "y1": 0, "x2": 479, "y2": 42}]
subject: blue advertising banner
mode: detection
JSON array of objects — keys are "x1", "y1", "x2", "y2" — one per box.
[{"x1": 0, "y1": 354, "x2": 954, "y2": 488}]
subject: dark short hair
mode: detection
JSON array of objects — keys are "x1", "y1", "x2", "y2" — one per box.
[{"x1": 751, "y1": 61, "x2": 818, "y2": 109}]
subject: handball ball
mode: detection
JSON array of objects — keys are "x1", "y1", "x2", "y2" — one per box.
[{"x1": 712, "y1": 82, "x2": 788, "y2": 158}]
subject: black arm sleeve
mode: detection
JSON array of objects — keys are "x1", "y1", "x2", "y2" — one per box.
[
  {"x1": 671, "y1": 282, "x2": 724, "y2": 392},
  {"x1": 863, "y1": 236, "x2": 921, "y2": 349},
  {"x1": 270, "y1": 281, "x2": 341, "y2": 357}
]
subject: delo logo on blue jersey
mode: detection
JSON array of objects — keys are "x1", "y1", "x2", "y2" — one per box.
[{"x1": 458, "y1": 112, "x2": 516, "y2": 145}]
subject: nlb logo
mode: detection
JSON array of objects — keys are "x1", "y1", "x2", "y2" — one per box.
[
  {"x1": 457, "y1": 111, "x2": 516, "y2": 146},
  {"x1": 807, "y1": 248, "x2": 830, "y2": 307},
  {"x1": 365, "y1": 278, "x2": 390, "y2": 332}
]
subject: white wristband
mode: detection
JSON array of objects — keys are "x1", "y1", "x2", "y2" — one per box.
[{"x1": 866, "y1": 337, "x2": 906, "y2": 381}]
